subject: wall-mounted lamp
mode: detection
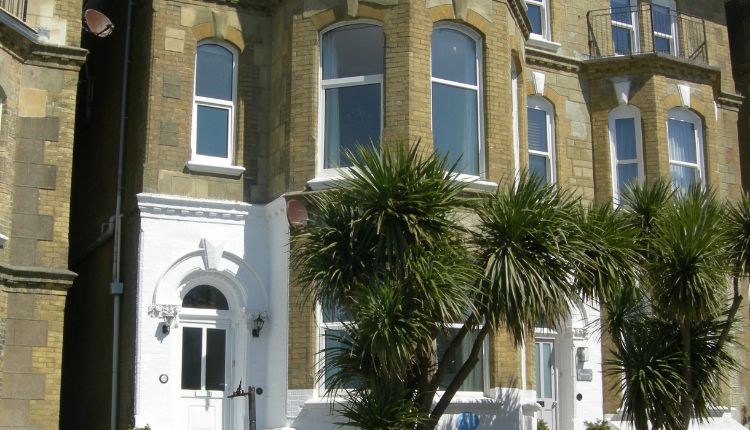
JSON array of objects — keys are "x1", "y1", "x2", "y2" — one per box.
[{"x1": 252, "y1": 314, "x2": 265, "y2": 337}]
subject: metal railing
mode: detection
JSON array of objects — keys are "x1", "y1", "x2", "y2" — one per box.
[
  {"x1": 587, "y1": 4, "x2": 708, "y2": 65},
  {"x1": 0, "y1": 0, "x2": 28, "y2": 21}
]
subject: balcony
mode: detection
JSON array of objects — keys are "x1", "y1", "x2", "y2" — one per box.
[
  {"x1": 0, "y1": 0, "x2": 27, "y2": 21},
  {"x1": 587, "y1": 4, "x2": 708, "y2": 65}
]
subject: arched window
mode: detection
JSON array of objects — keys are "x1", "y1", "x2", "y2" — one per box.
[
  {"x1": 667, "y1": 108, "x2": 705, "y2": 190},
  {"x1": 190, "y1": 42, "x2": 238, "y2": 168},
  {"x1": 431, "y1": 24, "x2": 484, "y2": 177},
  {"x1": 182, "y1": 285, "x2": 229, "y2": 310},
  {"x1": 527, "y1": 96, "x2": 556, "y2": 184},
  {"x1": 319, "y1": 23, "x2": 384, "y2": 174},
  {"x1": 609, "y1": 105, "x2": 644, "y2": 202}
]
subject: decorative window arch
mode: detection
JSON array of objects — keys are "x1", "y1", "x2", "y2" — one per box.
[
  {"x1": 182, "y1": 285, "x2": 229, "y2": 310},
  {"x1": 189, "y1": 41, "x2": 241, "y2": 175},
  {"x1": 527, "y1": 96, "x2": 556, "y2": 184},
  {"x1": 431, "y1": 23, "x2": 484, "y2": 177},
  {"x1": 609, "y1": 105, "x2": 644, "y2": 202},
  {"x1": 667, "y1": 108, "x2": 705, "y2": 190},
  {"x1": 318, "y1": 22, "x2": 384, "y2": 176}
]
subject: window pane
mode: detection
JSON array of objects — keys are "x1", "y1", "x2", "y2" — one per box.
[
  {"x1": 437, "y1": 328, "x2": 484, "y2": 392},
  {"x1": 527, "y1": 4, "x2": 543, "y2": 36},
  {"x1": 196, "y1": 105, "x2": 229, "y2": 158},
  {"x1": 614, "y1": 117, "x2": 636, "y2": 160},
  {"x1": 528, "y1": 108, "x2": 548, "y2": 153},
  {"x1": 196, "y1": 44, "x2": 233, "y2": 100},
  {"x1": 670, "y1": 164, "x2": 699, "y2": 190},
  {"x1": 322, "y1": 24, "x2": 384, "y2": 80},
  {"x1": 611, "y1": 0, "x2": 632, "y2": 24},
  {"x1": 617, "y1": 163, "x2": 639, "y2": 194},
  {"x1": 542, "y1": 343, "x2": 552, "y2": 399},
  {"x1": 612, "y1": 26, "x2": 633, "y2": 54},
  {"x1": 183, "y1": 285, "x2": 229, "y2": 310},
  {"x1": 668, "y1": 119, "x2": 697, "y2": 163},
  {"x1": 654, "y1": 37, "x2": 671, "y2": 54},
  {"x1": 324, "y1": 329, "x2": 356, "y2": 388},
  {"x1": 431, "y1": 28, "x2": 477, "y2": 85},
  {"x1": 432, "y1": 83, "x2": 479, "y2": 175},
  {"x1": 181, "y1": 327, "x2": 202, "y2": 390},
  {"x1": 529, "y1": 154, "x2": 549, "y2": 183},
  {"x1": 535, "y1": 343, "x2": 542, "y2": 397},
  {"x1": 205, "y1": 329, "x2": 226, "y2": 391},
  {"x1": 652, "y1": 5, "x2": 672, "y2": 35},
  {"x1": 324, "y1": 84, "x2": 381, "y2": 169},
  {"x1": 322, "y1": 302, "x2": 351, "y2": 323}
]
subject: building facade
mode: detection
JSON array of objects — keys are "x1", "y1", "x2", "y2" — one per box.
[
  {"x1": 0, "y1": 0, "x2": 86, "y2": 428},
  {"x1": 61, "y1": 0, "x2": 749, "y2": 430}
]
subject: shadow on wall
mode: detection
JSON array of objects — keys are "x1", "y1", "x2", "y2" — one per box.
[{"x1": 292, "y1": 387, "x2": 525, "y2": 430}]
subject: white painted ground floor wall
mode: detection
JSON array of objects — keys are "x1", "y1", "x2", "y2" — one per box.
[
  {"x1": 132, "y1": 193, "x2": 290, "y2": 430},
  {"x1": 127, "y1": 193, "x2": 608, "y2": 430}
]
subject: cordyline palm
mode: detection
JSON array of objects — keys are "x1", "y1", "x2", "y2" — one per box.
[
  {"x1": 292, "y1": 144, "x2": 480, "y2": 430},
  {"x1": 293, "y1": 144, "x2": 639, "y2": 430},
  {"x1": 604, "y1": 182, "x2": 744, "y2": 430}
]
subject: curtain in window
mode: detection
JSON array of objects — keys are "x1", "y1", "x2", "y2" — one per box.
[
  {"x1": 527, "y1": 107, "x2": 549, "y2": 182},
  {"x1": 668, "y1": 119, "x2": 696, "y2": 163}
]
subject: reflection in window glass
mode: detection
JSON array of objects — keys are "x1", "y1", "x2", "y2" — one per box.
[
  {"x1": 205, "y1": 329, "x2": 226, "y2": 391},
  {"x1": 320, "y1": 24, "x2": 383, "y2": 171},
  {"x1": 196, "y1": 106, "x2": 230, "y2": 158},
  {"x1": 196, "y1": 44, "x2": 233, "y2": 100},
  {"x1": 182, "y1": 285, "x2": 229, "y2": 310},
  {"x1": 181, "y1": 327, "x2": 202, "y2": 390},
  {"x1": 437, "y1": 328, "x2": 484, "y2": 392},
  {"x1": 431, "y1": 26, "x2": 482, "y2": 176}
]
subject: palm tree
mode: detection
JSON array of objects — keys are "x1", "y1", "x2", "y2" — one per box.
[
  {"x1": 294, "y1": 144, "x2": 639, "y2": 429},
  {"x1": 605, "y1": 182, "x2": 743, "y2": 430}
]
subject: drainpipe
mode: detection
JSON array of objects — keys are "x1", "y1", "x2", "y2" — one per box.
[{"x1": 111, "y1": 0, "x2": 134, "y2": 428}]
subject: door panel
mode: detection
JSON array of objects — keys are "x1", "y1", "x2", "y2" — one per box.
[
  {"x1": 535, "y1": 340, "x2": 557, "y2": 430},
  {"x1": 178, "y1": 324, "x2": 230, "y2": 430}
]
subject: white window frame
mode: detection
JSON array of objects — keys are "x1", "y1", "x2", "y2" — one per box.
[
  {"x1": 526, "y1": 0, "x2": 551, "y2": 41},
  {"x1": 609, "y1": 105, "x2": 645, "y2": 203},
  {"x1": 651, "y1": 0, "x2": 679, "y2": 56},
  {"x1": 317, "y1": 21, "x2": 384, "y2": 179},
  {"x1": 430, "y1": 22, "x2": 485, "y2": 179},
  {"x1": 511, "y1": 64, "x2": 521, "y2": 181},
  {"x1": 526, "y1": 96, "x2": 556, "y2": 185},
  {"x1": 667, "y1": 108, "x2": 705, "y2": 189},
  {"x1": 610, "y1": 0, "x2": 639, "y2": 55},
  {"x1": 188, "y1": 41, "x2": 243, "y2": 176},
  {"x1": 316, "y1": 305, "x2": 489, "y2": 396}
]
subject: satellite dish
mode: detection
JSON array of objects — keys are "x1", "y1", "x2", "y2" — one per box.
[
  {"x1": 83, "y1": 9, "x2": 114, "y2": 37},
  {"x1": 287, "y1": 199, "x2": 309, "y2": 228}
]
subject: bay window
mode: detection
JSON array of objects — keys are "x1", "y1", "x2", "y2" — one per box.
[
  {"x1": 319, "y1": 23, "x2": 384, "y2": 175},
  {"x1": 667, "y1": 108, "x2": 705, "y2": 190},
  {"x1": 527, "y1": 97, "x2": 556, "y2": 184},
  {"x1": 431, "y1": 24, "x2": 484, "y2": 177},
  {"x1": 609, "y1": 105, "x2": 644, "y2": 202}
]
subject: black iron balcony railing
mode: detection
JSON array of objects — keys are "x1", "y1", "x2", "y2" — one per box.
[
  {"x1": 587, "y1": 4, "x2": 708, "y2": 65},
  {"x1": 0, "y1": 0, "x2": 28, "y2": 21}
]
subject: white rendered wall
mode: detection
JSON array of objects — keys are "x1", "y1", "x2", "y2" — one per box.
[{"x1": 132, "y1": 194, "x2": 289, "y2": 430}]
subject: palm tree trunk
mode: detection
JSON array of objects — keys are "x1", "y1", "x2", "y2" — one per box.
[
  {"x1": 421, "y1": 324, "x2": 491, "y2": 430},
  {"x1": 716, "y1": 277, "x2": 743, "y2": 351}
]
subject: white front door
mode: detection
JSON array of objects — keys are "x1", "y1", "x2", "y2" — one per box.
[
  {"x1": 178, "y1": 322, "x2": 232, "y2": 430},
  {"x1": 535, "y1": 340, "x2": 557, "y2": 430}
]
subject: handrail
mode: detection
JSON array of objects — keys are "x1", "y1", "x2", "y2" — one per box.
[
  {"x1": 586, "y1": 3, "x2": 708, "y2": 65},
  {"x1": 0, "y1": 0, "x2": 27, "y2": 21}
]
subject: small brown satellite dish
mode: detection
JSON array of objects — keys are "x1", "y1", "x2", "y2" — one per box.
[
  {"x1": 287, "y1": 199, "x2": 309, "y2": 228},
  {"x1": 84, "y1": 9, "x2": 114, "y2": 37}
]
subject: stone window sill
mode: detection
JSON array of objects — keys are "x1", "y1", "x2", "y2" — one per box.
[
  {"x1": 186, "y1": 161, "x2": 245, "y2": 177},
  {"x1": 526, "y1": 36, "x2": 561, "y2": 53}
]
